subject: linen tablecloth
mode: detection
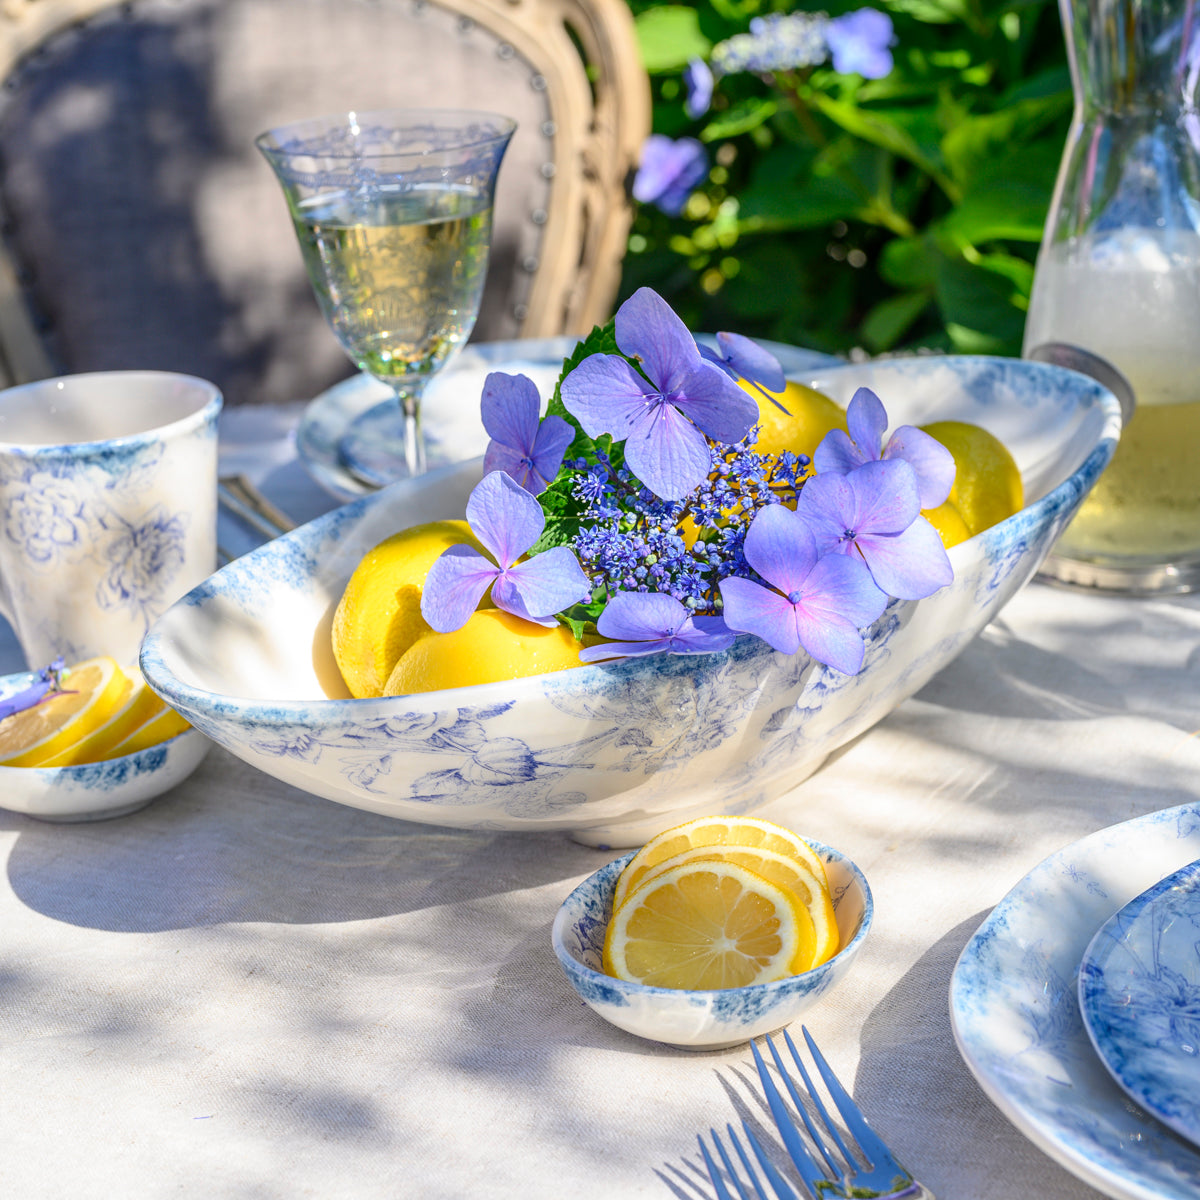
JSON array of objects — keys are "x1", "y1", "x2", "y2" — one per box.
[{"x1": 1, "y1": 403, "x2": 1197, "y2": 1199}]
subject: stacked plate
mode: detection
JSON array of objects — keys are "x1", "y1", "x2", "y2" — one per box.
[{"x1": 951, "y1": 803, "x2": 1200, "y2": 1199}]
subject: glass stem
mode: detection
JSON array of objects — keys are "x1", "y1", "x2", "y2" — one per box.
[{"x1": 394, "y1": 379, "x2": 428, "y2": 477}]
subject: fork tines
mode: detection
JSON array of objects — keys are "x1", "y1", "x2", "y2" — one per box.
[{"x1": 700, "y1": 1026, "x2": 928, "y2": 1200}]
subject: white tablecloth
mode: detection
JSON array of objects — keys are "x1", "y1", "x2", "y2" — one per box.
[{"x1": 2, "y1": 403, "x2": 1197, "y2": 1198}]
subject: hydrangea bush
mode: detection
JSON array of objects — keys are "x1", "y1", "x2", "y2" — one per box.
[
  {"x1": 622, "y1": 0, "x2": 1072, "y2": 359},
  {"x1": 421, "y1": 288, "x2": 954, "y2": 676}
]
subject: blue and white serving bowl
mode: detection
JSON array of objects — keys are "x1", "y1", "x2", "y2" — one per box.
[
  {"x1": 140, "y1": 355, "x2": 1123, "y2": 846},
  {"x1": 551, "y1": 839, "x2": 872, "y2": 1049},
  {"x1": 0, "y1": 671, "x2": 209, "y2": 822}
]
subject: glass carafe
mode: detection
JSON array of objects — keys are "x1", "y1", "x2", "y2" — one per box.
[{"x1": 1024, "y1": 0, "x2": 1200, "y2": 593}]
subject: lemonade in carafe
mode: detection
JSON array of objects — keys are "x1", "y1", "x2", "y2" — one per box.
[{"x1": 1024, "y1": 0, "x2": 1200, "y2": 591}]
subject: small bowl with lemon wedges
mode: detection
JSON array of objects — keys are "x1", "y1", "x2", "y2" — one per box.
[
  {"x1": 551, "y1": 816, "x2": 873, "y2": 1050},
  {"x1": 0, "y1": 656, "x2": 207, "y2": 821},
  {"x1": 141, "y1": 347, "x2": 1122, "y2": 846}
]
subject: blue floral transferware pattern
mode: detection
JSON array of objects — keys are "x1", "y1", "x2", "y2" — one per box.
[
  {"x1": 550, "y1": 840, "x2": 873, "y2": 1049},
  {"x1": 141, "y1": 355, "x2": 1122, "y2": 846},
  {"x1": 0, "y1": 373, "x2": 220, "y2": 666},
  {"x1": 1079, "y1": 858, "x2": 1200, "y2": 1151},
  {"x1": 951, "y1": 803, "x2": 1200, "y2": 1200}
]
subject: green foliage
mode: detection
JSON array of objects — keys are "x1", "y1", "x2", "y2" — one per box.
[{"x1": 621, "y1": 0, "x2": 1072, "y2": 358}]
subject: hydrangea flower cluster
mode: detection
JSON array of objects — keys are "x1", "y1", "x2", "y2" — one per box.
[
  {"x1": 420, "y1": 287, "x2": 954, "y2": 677},
  {"x1": 633, "y1": 7, "x2": 896, "y2": 218}
]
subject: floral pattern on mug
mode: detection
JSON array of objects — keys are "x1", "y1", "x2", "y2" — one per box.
[{"x1": 96, "y1": 506, "x2": 189, "y2": 622}]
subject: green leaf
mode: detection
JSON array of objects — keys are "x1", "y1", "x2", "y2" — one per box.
[
  {"x1": 933, "y1": 255, "x2": 1027, "y2": 355},
  {"x1": 941, "y1": 142, "x2": 1062, "y2": 245},
  {"x1": 635, "y1": 7, "x2": 711, "y2": 73},
  {"x1": 700, "y1": 97, "x2": 779, "y2": 142},
  {"x1": 861, "y1": 290, "x2": 933, "y2": 352},
  {"x1": 879, "y1": 236, "x2": 938, "y2": 289},
  {"x1": 557, "y1": 604, "x2": 603, "y2": 642},
  {"x1": 941, "y1": 95, "x2": 1071, "y2": 190}
]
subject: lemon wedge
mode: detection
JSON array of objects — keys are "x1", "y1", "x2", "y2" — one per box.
[
  {"x1": 603, "y1": 860, "x2": 815, "y2": 989},
  {"x1": 103, "y1": 703, "x2": 191, "y2": 758},
  {"x1": 41, "y1": 670, "x2": 164, "y2": 767},
  {"x1": 0, "y1": 657, "x2": 130, "y2": 767}
]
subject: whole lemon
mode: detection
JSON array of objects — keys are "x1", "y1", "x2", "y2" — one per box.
[
  {"x1": 919, "y1": 420, "x2": 1024, "y2": 546},
  {"x1": 332, "y1": 520, "x2": 489, "y2": 698},
  {"x1": 740, "y1": 377, "x2": 847, "y2": 462},
  {"x1": 383, "y1": 608, "x2": 585, "y2": 695}
]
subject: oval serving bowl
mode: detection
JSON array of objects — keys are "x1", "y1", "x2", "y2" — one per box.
[
  {"x1": 0, "y1": 670, "x2": 209, "y2": 822},
  {"x1": 140, "y1": 356, "x2": 1122, "y2": 846},
  {"x1": 551, "y1": 839, "x2": 872, "y2": 1049}
]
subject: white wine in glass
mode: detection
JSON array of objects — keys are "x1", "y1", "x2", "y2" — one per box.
[{"x1": 258, "y1": 109, "x2": 515, "y2": 485}]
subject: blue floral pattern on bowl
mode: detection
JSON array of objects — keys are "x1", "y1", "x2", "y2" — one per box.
[{"x1": 141, "y1": 355, "x2": 1122, "y2": 845}]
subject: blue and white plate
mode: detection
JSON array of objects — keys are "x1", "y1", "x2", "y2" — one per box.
[
  {"x1": 0, "y1": 670, "x2": 209, "y2": 822},
  {"x1": 296, "y1": 336, "x2": 843, "y2": 501},
  {"x1": 1079, "y1": 859, "x2": 1200, "y2": 1151},
  {"x1": 951, "y1": 804, "x2": 1200, "y2": 1200}
]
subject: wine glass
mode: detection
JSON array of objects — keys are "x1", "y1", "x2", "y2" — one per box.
[{"x1": 256, "y1": 108, "x2": 516, "y2": 486}]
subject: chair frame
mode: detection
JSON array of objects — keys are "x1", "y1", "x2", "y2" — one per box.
[{"x1": 0, "y1": 0, "x2": 650, "y2": 387}]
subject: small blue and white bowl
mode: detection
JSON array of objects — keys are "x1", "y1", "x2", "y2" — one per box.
[
  {"x1": 0, "y1": 669, "x2": 209, "y2": 822},
  {"x1": 551, "y1": 840, "x2": 873, "y2": 1050}
]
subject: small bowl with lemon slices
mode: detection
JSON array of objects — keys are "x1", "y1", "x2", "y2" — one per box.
[
  {"x1": 551, "y1": 817, "x2": 873, "y2": 1050},
  {"x1": 0, "y1": 657, "x2": 208, "y2": 821}
]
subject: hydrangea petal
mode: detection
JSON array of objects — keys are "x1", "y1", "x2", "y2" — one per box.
[
  {"x1": 480, "y1": 371, "x2": 539, "y2": 450},
  {"x1": 482, "y1": 442, "x2": 535, "y2": 491},
  {"x1": 797, "y1": 552, "x2": 887, "y2": 637},
  {"x1": 741, "y1": 502, "x2": 819, "y2": 595},
  {"x1": 856, "y1": 516, "x2": 953, "y2": 600},
  {"x1": 812, "y1": 427, "x2": 865, "y2": 477},
  {"x1": 493, "y1": 547, "x2": 591, "y2": 624},
  {"x1": 882, "y1": 425, "x2": 955, "y2": 509},
  {"x1": 624, "y1": 399, "x2": 714, "y2": 499},
  {"x1": 713, "y1": 332, "x2": 786, "y2": 393},
  {"x1": 683, "y1": 58, "x2": 714, "y2": 119},
  {"x1": 719, "y1": 576, "x2": 803, "y2": 656},
  {"x1": 793, "y1": 607, "x2": 868, "y2": 675},
  {"x1": 846, "y1": 387, "x2": 888, "y2": 457},
  {"x1": 615, "y1": 287, "x2": 703, "y2": 397},
  {"x1": 464, "y1": 470, "x2": 546, "y2": 568},
  {"x1": 672, "y1": 362, "x2": 759, "y2": 446},
  {"x1": 631, "y1": 136, "x2": 708, "y2": 216},
  {"x1": 596, "y1": 591, "x2": 687, "y2": 641},
  {"x1": 420, "y1": 547, "x2": 498, "y2": 632},
  {"x1": 559, "y1": 353, "x2": 653, "y2": 441}
]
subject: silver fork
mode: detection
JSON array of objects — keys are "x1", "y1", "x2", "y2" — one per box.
[{"x1": 698, "y1": 1027, "x2": 934, "y2": 1200}]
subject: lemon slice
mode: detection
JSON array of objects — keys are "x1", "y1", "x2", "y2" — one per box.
[
  {"x1": 636, "y1": 844, "x2": 839, "y2": 970},
  {"x1": 0, "y1": 657, "x2": 130, "y2": 767},
  {"x1": 603, "y1": 860, "x2": 815, "y2": 989},
  {"x1": 41, "y1": 670, "x2": 164, "y2": 767},
  {"x1": 102, "y1": 703, "x2": 191, "y2": 758},
  {"x1": 613, "y1": 815, "x2": 829, "y2": 911}
]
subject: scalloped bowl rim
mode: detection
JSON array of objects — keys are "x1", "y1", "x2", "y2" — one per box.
[{"x1": 141, "y1": 354, "x2": 1124, "y2": 720}]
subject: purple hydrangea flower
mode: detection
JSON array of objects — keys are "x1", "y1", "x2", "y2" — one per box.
[
  {"x1": 578, "y1": 591, "x2": 735, "y2": 663},
  {"x1": 814, "y1": 386, "x2": 954, "y2": 510},
  {"x1": 797, "y1": 458, "x2": 953, "y2": 600},
  {"x1": 711, "y1": 12, "x2": 829, "y2": 75},
  {"x1": 0, "y1": 656, "x2": 66, "y2": 721},
  {"x1": 683, "y1": 58, "x2": 714, "y2": 119},
  {"x1": 825, "y1": 9, "x2": 895, "y2": 79},
  {"x1": 421, "y1": 471, "x2": 590, "y2": 631},
  {"x1": 481, "y1": 371, "x2": 573, "y2": 496},
  {"x1": 718, "y1": 503, "x2": 886, "y2": 674},
  {"x1": 559, "y1": 287, "x2": 758, "y2": 500},
  {"x1": 698, "y1": 331, "x2": 789, "y2": 414},
  {"x1": 632, "y1": 135, "x2": 709, "y2": 217}
]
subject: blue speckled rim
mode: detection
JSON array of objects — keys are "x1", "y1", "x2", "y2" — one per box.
[
  {"x1": 141, "y1": 354, "x2": 1121, "y2": 724},
  {"x1": 550, "y1": 838, "x2": 874, "y2": 1000},
  {"x1": 0, "y1": 370, "x2": 222, "y2": 454}
]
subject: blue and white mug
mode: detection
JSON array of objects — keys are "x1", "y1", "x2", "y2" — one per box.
[{"x1": 0, "y1": 371, "x2": 222, "y2": 668}]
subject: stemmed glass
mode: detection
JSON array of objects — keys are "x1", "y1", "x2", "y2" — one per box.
[{"x1": 257, "y1": 108, "x2": 516, "y2": 486}]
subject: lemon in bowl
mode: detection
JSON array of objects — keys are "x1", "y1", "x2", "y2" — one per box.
[{"x1": 0, "y1": 657, "x2": 206, "y2": 821}]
